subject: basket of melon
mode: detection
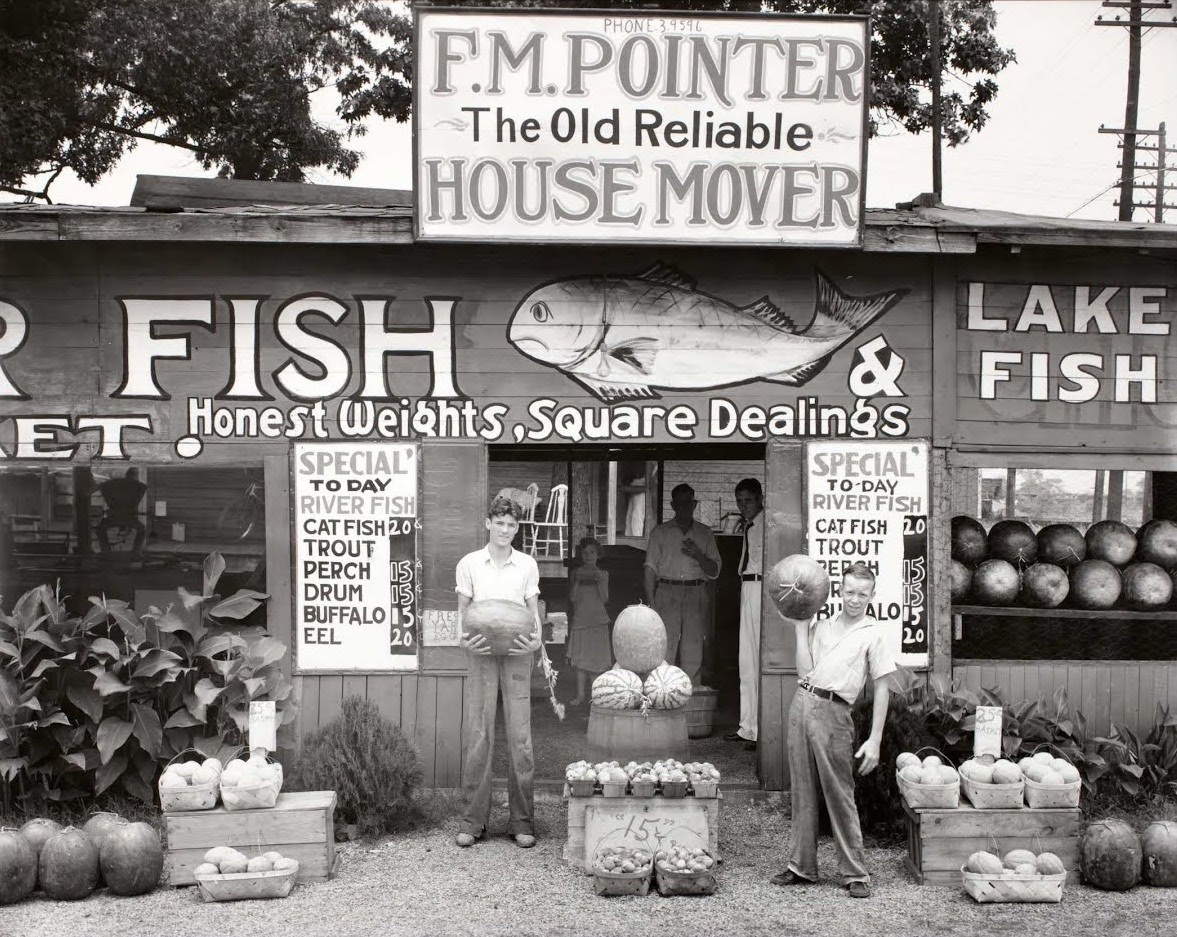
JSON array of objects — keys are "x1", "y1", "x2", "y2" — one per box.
[
  {"x1": 193, "y1": 847, "x2": 300, "y2": 902},
  {"x1": 1019, "y1": 749, "x2": 1082, "y2": 808},
  {"x1": 961, "y1": 847, "x2": 1067, "y2": 903},
  {"x1": 959, "y1": 755, "x2": 1025, "y2": 809},
  {"x1": 158, "y1": 749, "x2": 222, "y2": 812},
  {"x1": 592, "y1": 846, "x2": 653, "y2": 896},
  {"x1": 219, "y1": 750, "x2": 284, "y2": 810},
  {"x1": 895, "y1": 749, "x2": 960, "y2": 809}
]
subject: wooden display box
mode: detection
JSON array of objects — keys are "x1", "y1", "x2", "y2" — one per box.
[
  {"x1": 164, "y1": 790, "x2": 337, "y2": 886},
  {"x1": 564, "y1": 791, "x2": 720, "y2": 874},
  {"x1": 904, "y1": 801, "x2": 1080, "y2": 885}
]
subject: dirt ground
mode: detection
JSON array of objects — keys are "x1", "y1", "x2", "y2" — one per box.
[{"x1": 5, "y1": 795, "x2": 1176, "y2": 937}]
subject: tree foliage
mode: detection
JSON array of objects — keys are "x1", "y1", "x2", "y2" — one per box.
[{"x1": 0, "y1": 0, "x2": 1013, "y2": 202}]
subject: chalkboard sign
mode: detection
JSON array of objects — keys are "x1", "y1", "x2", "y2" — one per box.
[
  {"x1": 292, "y1": 441, "x2": 421, "y2": 672},
  {"x1": 805, "y1": 439, "x2": 930, "y2": 668}
]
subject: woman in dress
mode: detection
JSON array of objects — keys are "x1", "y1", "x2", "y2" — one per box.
[{"x1": 566, "y1": 537, "x2": 612, "y2": 706}]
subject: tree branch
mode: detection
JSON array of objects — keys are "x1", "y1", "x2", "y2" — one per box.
[{"x1": 89, "y1": 121, "x2": 202, "y2": 152}]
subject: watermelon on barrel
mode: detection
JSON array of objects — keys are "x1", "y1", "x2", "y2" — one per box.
[
  {"x1": 766, "y1": 555, "x2": 830, "y2": 620},
  {"x1": 1086, "y1": 520, "x2": 1137, "y2": 567},
  {"x1": 952, "y1": 516, "x2": 988, "y2": 565},
  {"x1": 591, "y1": 667, "x2": 644, "y2": 710},
  {"x1": 950, "y1": 560, "x2": 972, "y2": 603},
  {"x1": 0, "y1": 829, "x2": 36, "y2": 906},
  {"x1": 1081, "y1": 818, "x2": 1141, "y2": 891},
  {"x1": 1141, "y1": 820, "x2": 1177, "y2": 887},
  {"x1": 987, "y1": 520, "x2": 1037, "y2": 566},
  {"x1": 1121, "y1": 562, "x2": 1173, "y2": 610},
  {"x1": 462, "y1": 599, "x2": 535, "y2": 655},
  {"x1": 1070, "y1": 559, "x2": 1122, "y2": 610},
  {"x1": 643, "y1": 662, "x2": 692, "y2": 709},
  {"x1": 971, "y1": 558, "x2": 1020, "y2": 606},
  {"x1": 1037, "y1": 523, "x2": 1086, "y2": 569},
  {"x1": 1136, "y1": 519, "x2": 1177, "y2": 568},
  {"x1": 612, "y1": 604, "x2": 667, "y2": 674},
  {"x1": 1019, "y1": 562, "x2": 1069, "y2": 608}
]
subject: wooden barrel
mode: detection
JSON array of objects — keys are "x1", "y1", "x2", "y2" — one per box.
[
  {"x1": 684, "y1": 687, "x2": 718, "y2": 739},
  {"x1": 586, "y1": 705, "x2": 690, "y2": 764}
]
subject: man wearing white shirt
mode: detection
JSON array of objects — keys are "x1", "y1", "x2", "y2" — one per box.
[{"x1": 725, "y1": 478, "x2": 764, "y2": 752}]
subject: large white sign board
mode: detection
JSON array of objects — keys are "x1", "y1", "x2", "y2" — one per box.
[
  {"x1": 293, "y1": 442, "x2": 420, "y2": 672},
  {"x1": 806, "y1": 439, "x2": 930, "y2": 668},
  {"x1": 415, "y1": 9, "x2": 869, "y2": 246}
]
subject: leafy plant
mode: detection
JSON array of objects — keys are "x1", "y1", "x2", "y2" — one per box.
[
  {"x1": 289, "y1": 696, "x2": 423, "y2": 838},
  {"x1": 1092, "y1": 706, "x2": 1177, "y2": 802},
  {"x1": 0, "y1": 552, "x2": 292, "y2": 811}
]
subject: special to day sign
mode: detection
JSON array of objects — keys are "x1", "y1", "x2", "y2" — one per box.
[
  {"x1": 805, "y1": 439, "x2": 930, "y2": 668},
  {"x1": 293, "y1": 442, "x2": 420, "y2": 673},
  {"x1": 414, "y1": 10, "x2": 869, "y2": 246}
]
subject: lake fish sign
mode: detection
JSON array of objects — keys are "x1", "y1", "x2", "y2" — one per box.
[
  {"x1": 508, "y1": 266, "x2": 907, "y2": 401},
  {"x1": 414, "y1": 8, "x2": 869, "y2": 246}
]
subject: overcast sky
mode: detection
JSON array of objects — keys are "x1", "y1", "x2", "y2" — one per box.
[{"x1": 26, "y1": 1, "x2": 1177, "y2": 221}]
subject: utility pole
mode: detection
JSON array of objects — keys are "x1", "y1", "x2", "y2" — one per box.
[
  {"x1": 1095, "y1": 0, "x2": 1177, "y2": 220},
  {"x1": 928, "y1": 0, "x2": 942, "y2": 203},
  {"x1": 1101, "y1": 121, "x2": 1177, "y2": 221}
]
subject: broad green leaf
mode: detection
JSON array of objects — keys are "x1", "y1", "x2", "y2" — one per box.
[
  {"x1": 164, "y1": 709, "x2": 205, "y2": 729},
  {"x1": 93, "y1": 670, "x2": 132, "y2": 696},
  {"x1": 96, "y1": 716, "x2": 133, "y2": 764},
  {"x1": 132, "y1": 648, "x2": 183, "y2": 680},
  {"x1": 132, "y1": 749, "x2": 157, "y2": 785},
  {"x1": 210, "y1": 657, "x2": 240, "y2": 679},
  {"x1": 0, "y1": 756, "x2": 28, "y2": 782},
  {"x1": 178, "y1": 587, "x2": 207, "y2": 611},
  {"x1": 197, "y1": 633, "x2": 247, "y2": 659},
  {"x1": 90, "y1": 637, "x2": 122, "y2": 659},
  {"x1": 192, "y1": 677, "x2": 224, "y2": 708},
  {"x1": 130, "y1": 703, "x2": 163, "y2": 758},
  {"x1": 66, "y1": 680, "x2": 103, "y2": 724},
  {"x1": 0, "y1": 640, "x2": 19, "y2": 659},
  {"x1": 24, "y1": 629, "x2": 64, "y2": 652},
  {"x1": 0, "y1": 670, "x2": 20, "y2": 715},
  {"x1": 62, "y1": 752, "x2": 88, "y2": 771},
  {"x1": 95, "y1": 750, "x2": 128, "y2": 795},
  {"x1": 210, "y1": 590, "x2": 269, "y2": 620},
  {"x1": 245, "y1": 636, "x2": 286, "y2": 669},
  {"x1": 37, "y1": 712, "x2": 72, "y2": 729},
  {"x1": 91, "y1": 598, "x2": 147, "y2": 645},
  {"x1": 242, "y1": 676, "x2": 266, "y2": 699},
  {"x1": 203, "y1": 551, "x2": 227, "y2": 596},
  {"x1": 156, "y1": 608, "x2": 194, "y2": 634},
  {"x1": 30, "y1": 659, "x2": 60, "y2": 679}
]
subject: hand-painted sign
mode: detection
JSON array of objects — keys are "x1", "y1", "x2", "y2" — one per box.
[
  {"x1": 805, "y1": 439, "x2": 929, "y2": 668},
  {"x1": 414, "y1": 9, "x2": 868, "y2": 246},
  {"x1": 292, "y1": 441, "x2": 420, "y2": 672}
]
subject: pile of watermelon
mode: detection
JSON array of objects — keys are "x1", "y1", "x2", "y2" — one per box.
[
  {"x1": 0, "y1": 812, "x2": 163, "y2": 906},
  {"x1": 952, "y1": 515, "x2": 1177, "y2": 611},
  {"x1": 591, "y1": 604, "x2": 693, "y2": 712}
]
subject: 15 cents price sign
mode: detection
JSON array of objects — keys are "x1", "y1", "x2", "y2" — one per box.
[
  {"x1": 805, "y1": 439, "x2": 930, "y2": 667},
  {"x1": 293, "y1": 441, "x2": 421, "y2": 673}
]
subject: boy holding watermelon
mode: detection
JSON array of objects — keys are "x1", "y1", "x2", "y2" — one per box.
[
  {"x1": 454, "y1": 497, "x2": 543, "y2": 850},
  {"x1": 773, "y1": 561, "x2": 895, "y2": 898}
]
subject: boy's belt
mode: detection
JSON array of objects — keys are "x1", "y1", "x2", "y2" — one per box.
[
  {"x1": 657, "y1": 577, "x2": 705, "y2": 586},
  {"x1": 740, "y1": 573, "x2": 762, "y2": 582},
  {"x1": 799, "y1": 680, "x2": 845, "y2": 704}
]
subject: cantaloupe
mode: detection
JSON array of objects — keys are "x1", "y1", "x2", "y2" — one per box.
[
  {"x1": 1036, "y1": 852, "x2": 1066, "y2": 875},
  {"x1": 1004, "y1": 849, "x2": 1037, "y2": 869},
  {"x1": 966, "y1": 851, "x2": 1003, "y2": 875}
]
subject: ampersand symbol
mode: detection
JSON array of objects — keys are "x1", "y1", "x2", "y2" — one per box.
[{"x1": 848, "y1": 335, "x2": 906, "y2": 397}]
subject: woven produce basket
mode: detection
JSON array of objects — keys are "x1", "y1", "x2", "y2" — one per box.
[
  {"x1": 691, "y1": 780, "x2": 719, "y2": 798},
  {"x1": 592, "y1": 855, "x2": 652, "y2": 897},
  {"x1": 568, "y1": 778, "x2": 597, "y2": 797},
  {"x1": 897, "y1": 747, "x2": 960, "y2": 809},
  {"x1": 601, "y1": 780, "x2": 628, "y2": 798},
  {"x1": 1023, "y1": 776, "x2": 1081, "y2": 809},
  {"x1": 960, "y1": 866, "x2": 1066, "y2": 903},
  {"x1": 655, "y1": 860, "x2": 717, "y2": 896},
  {"x1": 660, "y1": 780, "x2": 688, "y2": 798},
  {"x1": 195, "y1": 863, "x2": 299, "y2": 902},
  {"x1": 630, "y1": 779, "x2": 656, "y2": 798},
  {"x1": 220, "y1": 753, "x2": 283, "y2": 811},
  {"x1": 961, "y1": 774, "x2": 1024, "y2": 809},
  {"x1": 158, "y1": 748, "x2": 220, "y2": 812}
]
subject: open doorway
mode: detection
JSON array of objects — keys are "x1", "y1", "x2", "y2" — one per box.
[{"x1": 486, "y1": 444, "x2": 766, "y2": 785}]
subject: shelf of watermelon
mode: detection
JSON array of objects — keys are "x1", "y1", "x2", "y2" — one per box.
[{"x1": 952, "y1": 604, "x2": 1175, "y2": 621}]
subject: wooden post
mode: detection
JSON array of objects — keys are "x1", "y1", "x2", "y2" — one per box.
[{"x1": 1106, "y1": 469, "x2": 1124, "y2": 522}]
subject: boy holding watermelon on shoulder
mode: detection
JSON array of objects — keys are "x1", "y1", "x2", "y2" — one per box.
[
  {"x1": 773, "y1": 561, "x2": 895, "y2": 899},
  {"x1": 454, "y1": 497, "x2": 543, "y2": 850}
]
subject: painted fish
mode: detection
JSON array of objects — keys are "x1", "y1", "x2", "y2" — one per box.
[{"x1": 507, "y1": 265, "x2": 908, "y2": 402}]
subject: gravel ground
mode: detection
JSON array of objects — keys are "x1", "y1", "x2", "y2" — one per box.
[{"x1": 5, "y1": 794, "x2": 1176, "y2": 937}]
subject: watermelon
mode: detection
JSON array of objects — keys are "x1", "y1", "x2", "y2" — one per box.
[
  {"x1": 1141, "y1": 820, "x2": 1177, "y2": 887},
  {"x1": 18, "y1": 817, "x2": 62, "y2": 861},
  {"x1": 642, "y1": 662, "x2": 692, "y2": 709},
  {"x1": 99, "y1": 822, "x2": 163, "y2": 896},
  {"x1": 39, "y1": 827, "x2": 99, "y2": 901},
  {"x1": 1070, "y1": 559, "x2": 1122, "y2": 610},
  {"x1": 1019, "y1": 562, "x2": 1069, "y2": 608},
  {"x1": 612, "y1": 604, "x2": 667, "y2": 674},
  {"x1": 1081, "y1": 818, "x2": 1141, "y2": 891},
  {"x1": 971, "y1": 559, "x2": 1020, "y2": 606},
  {"x1": 765, "y1": 555, "x2": 830, "y2": 620},
  {"x1": 0, "y1": 829, "x2": 36, "y2": 906},
  {"x1": 462, "y1": 599, "x2": 535, "y2": 655},
  {"x1": 987, "y1": 520, "x2": 1037, "y2": 566},
  {"x1": 1086, "y1": 520, "x2": 1137, "y2": 567},
  {"x1": 950, "y1": 560, "x2": 972, "y2": 603},
  {"x1": 1037, "y1": 523, "x2": 1086, "y2": 569},
  {"x1": 951, "y1": 515, "x2": 988, "y2": 565},
  {"x1": 1136, "y1": 519, "x2": 1177, "y2": 568},
  {"x1": 591, "y1": 667, "x2": 644, "y2": 710},
  {"x1": 1121, "y1": 562, "x2": 1173, "y2": 610}
]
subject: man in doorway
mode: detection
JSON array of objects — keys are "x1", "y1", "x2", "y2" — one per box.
[
  {"x1": 95, "y1": 467, "x2": 147, "y2": 556},
  {"x1": 773, "y1": 561, "x2": 894, "y2": 899},
  {"x1": 725, "y1": 478, "x2": 764, "y2": 752},
  {"x1": 643, "y1": 483, "x2": 720, "y2": 686},
  {"x1": 455, "y1": 497, "x2": 543, "y2": 850}
]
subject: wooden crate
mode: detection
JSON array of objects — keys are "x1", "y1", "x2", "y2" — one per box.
[
  {"x1": 904, "y1": 801, "x2": 1080, "y2": 885},
  {"x1": 563, "y1": 791, "x2": 720, "y2": 874},
  {"x1": 164, "y1": 790, "x2": 337, "y2": 886}
]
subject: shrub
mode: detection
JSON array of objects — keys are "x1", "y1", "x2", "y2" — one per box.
[{"x1": 289, "y1": 696, "x2": 423, "y2": 837}]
